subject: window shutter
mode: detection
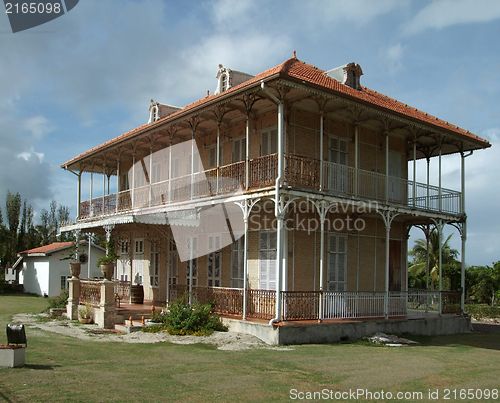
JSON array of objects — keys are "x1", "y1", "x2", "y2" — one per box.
[
  {"x1": 233, "y1": 139, "x2": 240, "y2": 163},
  {"x1": 209, "y1": 147, "x2": 216, "y2": 168},
  {"x1": 261, "y1": 131, "x2": 268, "y2": 156},
  {"x1": 270, "y1": 129, "x2": 278, "y2": 154}
]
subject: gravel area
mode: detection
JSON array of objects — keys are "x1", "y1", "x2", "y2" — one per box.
[
  {"x1": 11, "y1": 313, "x2": 292, "y2": 351},
  {"x1": 471, "y1": 318, "x2": 500, "y2": 333}
]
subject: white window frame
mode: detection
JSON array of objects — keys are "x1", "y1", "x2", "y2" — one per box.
[
  {"x1": 169, "y1": 242, "x2": 178, "y2": 285},
  {"x1": 150, "y1": 241, "x2": 160, "y2": 288},
  {"x1": 327, "y1": 233, "x2": 347, "y2": 292},
  {"x1": 258, "y1": 230, "x2": 277, "y2": 291},
  {"x1": 151, "y1": 162, "x2": 162, "y2": 184},
  {"x1": 260, "y1": 127, "x2": 278, "y2": 156},
  {"x1": 207, "y1": 236, "x2": 222, "y2": 287},
  {"x1": 60, "y1": 275, "x2": 68, "y2": 291},
  {"x1": 327, "y1": 134, "x2": 349, "y2": 193},
  {"x1": 119, "y1": 240, "x2": 130, "y2": 282},
  {"x1": 133, "y1": 239, "x2": 144, "y2": 285},
  {"x1": 231, "y1": 236, "x2": 245, "y2": 289},
  {"x1": 186, "y1": 237, "x2": 198, "y2": 286},
  {"x1": 232, "y1": 136, "x2": 246, "y2": 163}
]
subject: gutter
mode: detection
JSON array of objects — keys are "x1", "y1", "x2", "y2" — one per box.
[{"x1": 260, "y1": 81, "x2": 284, "y2": 326}]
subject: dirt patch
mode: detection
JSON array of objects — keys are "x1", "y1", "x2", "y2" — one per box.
[{"x1": 12, "y1": 313, "x2": 292, "y2": 351}]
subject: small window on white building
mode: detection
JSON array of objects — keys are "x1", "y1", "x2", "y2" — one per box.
[{"x1": 61, "y1": 276, "x2": 68, "y2": 291}]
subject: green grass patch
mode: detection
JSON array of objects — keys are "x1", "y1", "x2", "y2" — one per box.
[{"x1": 1, "y1": 295, "x2": 499, "y2": 402}]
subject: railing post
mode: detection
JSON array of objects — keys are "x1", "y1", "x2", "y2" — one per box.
[
  {"x1": 96, "y1": 280, "x2": 117, "y2": 329},
  {"x1": 66, "y1": 277, "x2": 81, "y2": 320}
]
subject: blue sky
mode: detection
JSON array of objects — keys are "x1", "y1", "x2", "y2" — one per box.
[{"x1": 0, "y1": 0, "x2": 499, "y2": 267}]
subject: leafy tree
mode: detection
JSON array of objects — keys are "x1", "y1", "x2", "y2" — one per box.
[
  {"x1": 408, "y1": 230, "x2": 459, "y2": 289},
  {"x1": 5, "y1": 191, "x2": 21, "y2": 264},
  {"x1": 466, "y1": 263, "x2": 500, "y2": 305}
]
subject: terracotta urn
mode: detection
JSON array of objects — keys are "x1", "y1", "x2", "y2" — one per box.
[
  {"x1": 100, "y1": 262, "x2": 115, "y2": 280},
  {"x1": 69, "y1": 262, "x2": 81, "y2": 278}
]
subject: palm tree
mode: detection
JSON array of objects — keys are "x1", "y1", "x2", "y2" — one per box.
[{"x1": 409, "y1": 230, "x2": 459, "y2": 289}]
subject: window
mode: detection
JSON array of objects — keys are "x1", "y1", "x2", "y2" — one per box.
[
  {"x1": 185, "y1": 237, "x2": 198, "y2": 286},
  {"x1": 327, "y1": 135, "x2": 349, "y2": 193},
  {"x1": 207, "y1": 236, "x2": 221, "y2": 287},
  {"x1": 258, "y1": 231, "x2": 277, "y2": 290},
  {"x1": 151, "y1": 163, "x2": 162, "y2": 183},
  {"x1": 221, "y1": 74, "x2": 228, "y2": 92},
  {"x1": 150, "y1": 241, "x2": 160, "y2": 287},
  {"x1": 120, "y1": 173, "x2": 129, "y2": 191},
  {"x1": 119, "y1": 241, "x2": 130, "y2": 282},
  {"x1": 60, "y1": 276, "x2": 68, "y2": 290},
  {"x1": 327, "y1": 233, "x2": 347, "y2": 291},
  {"x1": 261, "y1": 128, "x2": 278, "y2": 156},
  {"x1": 133, "y1": 239, "x2": 144, "y2": 285},
  {"x1": 208, "y1": 144, "x2": 224, "y2": 168},
  {"x1": 231, "y1": 236, "x2": 245, "y2": 288},
  {"x1": 134, "y1": 165, "x2": 147, "y2": 188},
  {"x1": 233, "y1": 137, "x2": 246, "y2": 163},
  {"x1": 169, "y1": 242, "x2": 178, "y2": 285}
]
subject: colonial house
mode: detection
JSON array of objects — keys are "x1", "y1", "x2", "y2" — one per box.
[
  {"x1": 16, "y1": 241, "x2": 105, "y2": 297},
  {"x1": 60, "y1": 55, "x2": 490, "y2": 341}
]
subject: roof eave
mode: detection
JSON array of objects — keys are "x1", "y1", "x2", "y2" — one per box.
[{"x1": 61, "y1": 73, "x2": 282, "y2": 170}]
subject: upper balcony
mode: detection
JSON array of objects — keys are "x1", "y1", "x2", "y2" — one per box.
[{"x1": 77, "y1": 152, "x2": 462, "y2": 221}]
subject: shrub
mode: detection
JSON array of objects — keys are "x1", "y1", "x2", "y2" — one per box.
[
  {"x1": 142, "y1": 295, "x2": 228, "y2": 336},
  {"x1": 47, "y1": 289, "x2": 69, "y2": 309},
  {"x1": 465, "y1": 304, "x2": 500, "y2": 321}
]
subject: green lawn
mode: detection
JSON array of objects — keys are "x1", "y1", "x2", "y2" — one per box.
[{"x1": 1, "y1": 295, "x2": 499, "y2": 402}]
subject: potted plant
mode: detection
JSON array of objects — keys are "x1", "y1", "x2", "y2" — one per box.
[
  {"x1": 60, "y1": 242, "x2": 81, "y2": 278},
  {"x1": 96, "y1": 239, "x2": 118, "y2": 281},
  {"x1": 78, "y1": 303, "x2": 93, "y2": 324}
]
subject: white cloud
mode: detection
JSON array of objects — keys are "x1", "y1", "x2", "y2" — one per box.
[
  {"x1": 379, "y1": 43, "x2": 405, "y2": 75},
  {"x1": 23, "y1": 115, "x2": 54, "y2": 140},
  {"x1": 292, "y1": 0, "x2": 405, "y2": 26},
  {"x1": 210, "y1": 0, "x2": 254, "y2": 28},
  {"x1": 403, "y1": 0, "x2": 500, "y2": 36},
  {"x1": 17, "y1": 149, "x2": 44, "y2": 163}
]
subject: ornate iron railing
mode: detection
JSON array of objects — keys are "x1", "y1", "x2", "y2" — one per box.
[
  {"x1": 80, "y1": 280, "x2": 101, "y2": 306},
  {"x1": 114, "y1": 281, "x2": 130, "y2": 300},
  {"x1": 246, "y1": 289, "x2": 276, "y2": 319},
  {"x1": 163, "y1": 286, "x2": 457, "y2": 321},
  {"x1": 282, "y1": 291, "x2": 320, "y2": 320},
  {"x1": 78, "y1": 153, "x2": 462, "y2": 218}
]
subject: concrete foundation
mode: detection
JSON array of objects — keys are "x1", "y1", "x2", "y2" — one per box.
[
  {"x1": 0, "y1": 346, "x2": 25, "y2": 368},
  {"x1": 222, "y1": 315, "x2": 472, "y2": 345}
]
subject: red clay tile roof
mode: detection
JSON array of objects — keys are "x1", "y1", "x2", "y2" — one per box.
[
  {"x1": 62, "y1": 57, "x2": 490, "y2": 168},
  {"x1": 18, "y1": 242, "x2": 74, "y2": 255}
]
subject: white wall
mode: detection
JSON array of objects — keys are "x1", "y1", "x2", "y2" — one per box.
[{"x1": 20, "y1": 246, "x2": 106, "y2": 297}]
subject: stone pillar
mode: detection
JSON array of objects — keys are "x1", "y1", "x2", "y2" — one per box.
[
  {"x1": 66, "y1": 278, "x2": 81, "y2": 320},
  {"x1": 96, "y1": 280, "x2": 117, "y2": 329}
]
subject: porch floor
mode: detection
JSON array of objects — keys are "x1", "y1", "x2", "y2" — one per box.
[
  {"x1": 116, "y1": 300, "x2": 443, "y2": 325},
  {"x1": 114, "y1": 301, "x2": 469, "y2": 345}
]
